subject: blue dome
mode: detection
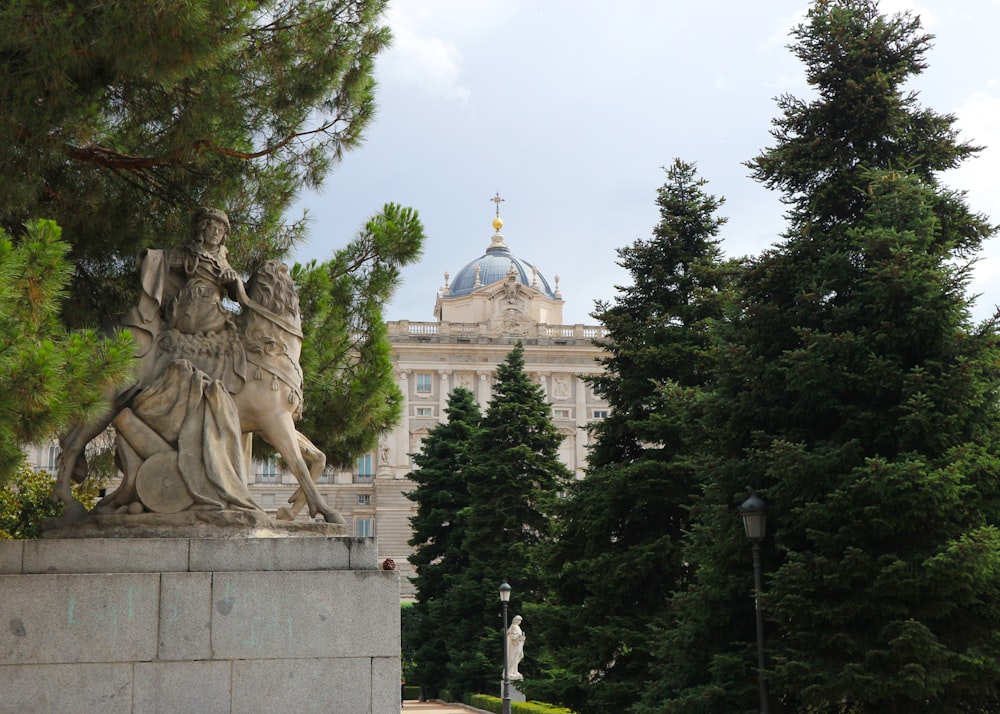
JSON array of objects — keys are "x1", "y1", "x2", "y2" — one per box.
[{"x1": 449, "y1": 239, "x2": 556, "y2": 299}]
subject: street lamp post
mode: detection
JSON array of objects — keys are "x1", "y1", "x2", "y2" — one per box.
[
  {"x1": 740, "y1": 493, "x2": 769, "y2": 714},
  {"x1": 499, "y1": 582, "x2": 512, "y2": 714}
]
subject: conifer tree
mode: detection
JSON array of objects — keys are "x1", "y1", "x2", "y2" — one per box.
[
  {"x1": 0, "y1": 3, "x2": 416, "y2": 468},
  {"x1": 435, "y1": 343, "x2": 572, "y2": 699},
  {"x1": 533, "y1": 160, "x2": 733, "y2": 713},
  {"x1": 0, "y1": 0, "x2": 391, "y2": 328},
  {"x1": 0, "y1": 220, "x2": 132, "y2": 487},
  {"x1": 406, "y1": 387, "x2": 482, "y2": 699},
  {"x1": 294, "y1": 203, "x2": 425, "y2": 465},
  {"x1": 648, "y1": 3, "x2": 1000, "y2": 711}
]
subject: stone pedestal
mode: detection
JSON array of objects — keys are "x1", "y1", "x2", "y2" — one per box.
[
  {"x1": 499, "y1": 680, "x2": 527, "y2": 703},
  {"x1": 0, "y1": 536, "x2": 399, "y2": 714}
]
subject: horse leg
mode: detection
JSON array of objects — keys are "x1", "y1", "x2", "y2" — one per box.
[
  {"x1": 55, "y1": 411, "x2": 118, "y2": 522},
  {"x1": 259, "y1": 420, "x2": 344, "y2": 525},
  {"x1": 276, "y1": 432, "x2": 327, "y2": 521}
]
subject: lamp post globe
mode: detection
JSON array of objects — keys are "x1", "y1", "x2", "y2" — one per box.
[{"x1": 739, "y1": 493, "x2": 768, "y2": 541}]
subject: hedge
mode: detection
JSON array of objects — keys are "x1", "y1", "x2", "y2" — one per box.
[
  {"x1": 467, "y1": 693, "x2": 575, "y2": 713},
  {"x1": 402, "y1": 685, "x2": 421, "y2": 700}
]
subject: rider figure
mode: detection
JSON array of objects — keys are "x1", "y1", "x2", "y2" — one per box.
[{"x1": 164, "y1": 208, "x2": 242, "y2": 334}]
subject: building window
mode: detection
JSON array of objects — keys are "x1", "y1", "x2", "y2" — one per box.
[
  {"x1": 355, "y1": 453, "x2": 374, "y2": 483},
  {"x1": 592, "y1": 409, "x2": 609, "y2": 420},
  {"x1": 256, "y1": 458, "x2": 279, "y2": 484},
  {"x1": 358, "y1": 494, "x2": 371, "y2": 505},
  {"x1": 415, "y1": 406, "x2": 433, "y2": 417},
  {"x1": 415, "y1": 373, "x2": 432, "y2": 394},
  {"x1": 46, "y1": 445, "x2": 61, "y2": 472},
  {"x1": 356, "y1": 517, "x2": 374, "y2": 538},
  {"x1": 553, "y1": 408, "x2": 571, "y2": 419}
]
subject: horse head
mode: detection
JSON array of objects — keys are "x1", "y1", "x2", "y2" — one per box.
[{"x1": 244, "y1": 261, "x2": 300, "y2": 324}]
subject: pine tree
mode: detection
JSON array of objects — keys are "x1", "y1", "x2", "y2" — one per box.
[
  {"x1": 437, "y1": 343, "x2": 572, "y2": 699},
  {"x1": 294, "y1": 203, "x2": 425, "y2": 466},
  {"x1": 0, "y1": 220, "x2": 133, "y2": 487},
  {"x1": 0, "y1": 3, "x2": 416, "y2": 469},
  {"x1": 406, "y1": 387, "x2": 483, "y2": 699},
  {"x1": 0, "y1": 0, "x2": 390, "y2": 328},
  {"x1": 649, "y1": 3, "x2": 1000, "y2": 711},
  {"x1": 533, "y1": 160, "x2": 733, "y2": 713}
]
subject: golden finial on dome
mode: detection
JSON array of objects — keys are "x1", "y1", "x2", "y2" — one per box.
[{"x1": 490, "y1": 191, "x2": 505, "y2": 232}]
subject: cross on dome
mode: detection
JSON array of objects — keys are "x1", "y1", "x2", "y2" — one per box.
[{"x1": 491, "y1": 192, "x2": 505, "y2": 233}]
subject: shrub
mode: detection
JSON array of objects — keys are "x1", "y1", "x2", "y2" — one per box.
[{"x1": 467, "y1": 693, "x2": 575, "y2": 713}]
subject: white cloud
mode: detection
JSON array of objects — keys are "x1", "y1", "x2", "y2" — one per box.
[
  {"x1": 879, "y1": 0, "x2": 940, "y2": 26},
  {"x1": 380, "y1": 4, "x2": 470, "y2": 103},
  {"x1": 948, "y1": 93, "x2": 1000, "y2": 200},
  {"x1": 947, "y1": 92, "x2": 1000, "y2": 319},
  {"x1": 760, "y1": 9, "x2": 807, "y2": 50}
]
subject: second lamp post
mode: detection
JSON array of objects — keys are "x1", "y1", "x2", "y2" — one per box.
[
  {"x1": 740, "y1": 493, "x2": 769, "y2": 714},
  {"x1": 499, "y1": 581, "x2": 512, "y2": 714}
]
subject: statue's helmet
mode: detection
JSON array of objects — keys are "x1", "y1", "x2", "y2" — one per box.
[{"x1": 193, "y1": 207, "x2": 230, "y2": 233}]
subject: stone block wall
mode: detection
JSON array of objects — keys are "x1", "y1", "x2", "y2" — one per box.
[{"x1": 0, "y1": 537, "x2": 399, "y2": 714}]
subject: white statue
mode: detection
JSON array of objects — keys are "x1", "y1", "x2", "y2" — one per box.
[{"x1": 506, "y1": 615, "x2": 525, "y2": 681}]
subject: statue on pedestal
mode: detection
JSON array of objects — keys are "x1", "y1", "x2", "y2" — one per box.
[
  {"x1": 507, "y1": 615, "x2": 525, "y2": 681},
  {"x1": 52, "y1": 208, "x2": 344, "y2": 527}
]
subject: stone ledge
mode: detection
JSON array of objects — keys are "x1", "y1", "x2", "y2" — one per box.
[
  {"x1": 1, "y1": 534, "x2": 376, "y2": 575},
  {"x1": 40, "y1": 508, "x2": 346, "y2": 539}
]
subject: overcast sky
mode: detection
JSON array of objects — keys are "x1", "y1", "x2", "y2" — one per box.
[{"x1": 291, "y1": 0, "x2": 1000, "y2": 326}]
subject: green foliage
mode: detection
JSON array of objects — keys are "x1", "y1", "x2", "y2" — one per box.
[
  {"x1": 405, "y1": 387, "x2": 482, "y2": 698},
  {"x1": 0, "y1": 0, "x2": 391, "y2": 328},
  {"x1": 0, "y1": 219, "x2": 133, "y2": 487},
  {"x1": 533, "y1": 160, "x2": 734, "y2": 713},
  {"x1": 0, "y1": 464, "x2": 104, "y2": 539},
  {"x1": 469, "y1": 693, "x2": 577, "y2": 714},
  {"x1": 293, "y1": 203, "x2": 424, "y2": 466},
  {"x1": 746, "y1": 0, "x2": 982, "y2": 238},
  {"x1": 0, "y1": 2, "x2": 411, "y2": 472},
  {"x1": 407, "y1": 344, "x2": 571, "y2": 700},
  {"x1": 648, "y1": 3, "x2": 1000, "y2": 712},
  {"x1": 401, "y1": 601, "x2": 420, "y2": 687},
  {"x1": 402, "y1": 685, "x2": 421, "y2": 700},
  {"x1": 446, "y1": 343, "x2": 573, "y2": 698}
]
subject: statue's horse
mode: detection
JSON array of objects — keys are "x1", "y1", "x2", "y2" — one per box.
[{"x1": 53, "y1": 260, "x2": 343, "y2": 524}]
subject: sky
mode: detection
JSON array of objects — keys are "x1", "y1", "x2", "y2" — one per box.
[{"x1": 291, "y1": 0, "x2": 1000, "y2": 326}]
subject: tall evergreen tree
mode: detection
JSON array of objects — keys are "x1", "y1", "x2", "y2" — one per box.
[
  {"x1": 432, "y1": 343, "x2": 572, "y2": 699},
  {"x1": 648, "y1": 3, "x2": 1000, "y2": 712},
  {"x1": 533, "y1": 160, "x2": 733, "y2": 713},
  {"x1": 746, "y1": 0, "x2": 981, "y2": 238},
  {"x1": 406, "y1": 387, "x2": 483, "y2": 699}
]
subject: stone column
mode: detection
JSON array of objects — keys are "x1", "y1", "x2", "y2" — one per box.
[
  {"x1": 575, "y1": 375, "x2": 588, "y2": 471},
  {"x1": 396, "y1": 370, "x2": 410, "y2": 471},
  {"x1": 477, "y1": 371, "x2": 492, "y2": 409},
  {"x1": 438, "y1": 370, "x2": 451, "y2": 423}
]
